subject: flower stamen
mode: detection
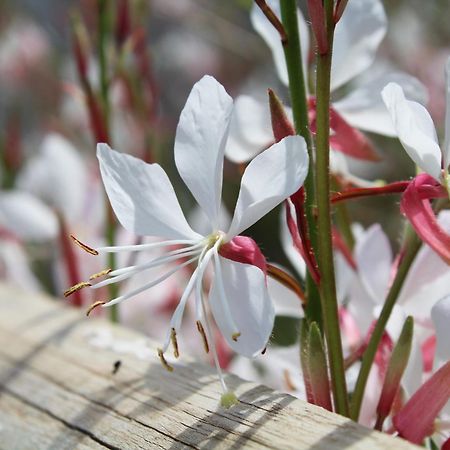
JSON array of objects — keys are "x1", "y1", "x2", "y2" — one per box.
[
  {"x1": 232, "y1": 332, "x2": 241, "y2": 342},
  {"x1": 170, "y1": 328, "x2": 179, "y2": 358},
  {"x1": 70, "y1": 235, "x2": 99, "y2": 255},
  {"x1": 86, "y1": 300, "x2": 106, "y2": 316},
  {"x1": 157, "y1": 348, "x2": 173, "y2": 372},
  {"x1": 89, "y1": 268, "x2": 112, "y2": 280},
  {"x1": 196, "y1": 320, "x2": 210, "y2": 353},
  {"x1": 64, "y1": 281, "x2": 91, "y2": 297}
]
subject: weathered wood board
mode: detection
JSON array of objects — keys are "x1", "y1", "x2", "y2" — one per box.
[{"x1": 0, "y1": 283, "x2": 419, "y2": 449}]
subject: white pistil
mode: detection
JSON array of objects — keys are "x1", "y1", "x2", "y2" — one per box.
[
  {"x1": 96, "y1": 239, "x2": 200, "y2": 253},
  {"x1": 212, "y1": 245, "x2": 241, "y2": 339},
  {"x1": 101, "y1": 255, "x2": 199, "y2": 308}
]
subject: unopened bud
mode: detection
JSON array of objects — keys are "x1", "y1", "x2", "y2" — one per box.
[{"x1": 268, "y1": 89, "x2": 294, "y2": 142}]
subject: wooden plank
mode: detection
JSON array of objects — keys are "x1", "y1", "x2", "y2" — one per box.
[{"x1": 0, "y1": 283, "x2": 419, "y2": 449}]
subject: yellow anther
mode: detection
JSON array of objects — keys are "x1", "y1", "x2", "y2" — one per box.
[
  {"x1": 157, "y1": 348, "x2": 173, "y2": 372},
  {"x1": 86, "y1": 301, "x2": 106, "y2": 316},
  {"x1": 231, "y1": 332, "x2": 241, "y2": 342},
  {"x1": 89, "y1": 268, "x2": 112, "y2": 280},
  {"x1": 170, "y1": 328, "x2": 179, "y2": 358},
  {"x1": 70, "y1": 235, "x2": 99, "y2": 255},
  {"x1": 64, "y1": 281, "x2": 91, "y2": 298},
  {"x1": 196, "y1": 321, "x2": 209, "y2": 354}
]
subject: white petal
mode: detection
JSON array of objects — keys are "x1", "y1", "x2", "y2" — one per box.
[
  {"x1": 333, "y1": 72, "x2": 428, "y2": 136},
  {"x1": 0, "y1": 239, "x2": 42, "y2": 292},
  {"x1": 227, "y1": 135, "x2": 309, "y2": 239},
  {"x1": 347, "y1": 278, "x2": 376, "y2": 338},
  {"x1": 97, "y1": 144, "x2": 200, "y2": 240},
  {"x1": 225, "y1": 95, "x2": 273, "y2": 163},
  {"x1": 209, "y1": 256, "x2": 275, "y2": 357},
  {"x1": 399, "y1": 210, "x2": 450, "y2": 311},
  {"x1": 331, "y1": 0, "x2": 386, "y2": 91},
  {"x1": 402, "y1": 336, "x2": 423, "y2": 397},
  {"x1": 17, "y1": 133, "x2": 88, "y2": 222},
  {"x1": 431, "y1": 294, "x2": 450, "y2": 363},
  {"x1": 0, "y1": 190, "x2": 58, "y2": 241},
  {"x1": 174, "y1": 75, "x2": 233, "y2": 228},
  {"x1": 355, "y1": 224, "x2": 392, "y2": 303},
  {"x1": 268, "y1": 274, "x2": 304, "y2": 319},
  {"x1": 250, "y1": 0, "x2": 309, "y2": 87},
  {"x1": 382, "y1": 83, "x2": 442, "y2": 180},
  {"x1": 444, "y1": 57, "x2": 450, "y2": 169}
]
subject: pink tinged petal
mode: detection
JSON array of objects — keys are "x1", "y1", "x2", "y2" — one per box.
[
  {"x1": 382, "y1": 83, "x2": 442, "y2": 181},
  {"x1": 97, "y1": 144, "x2": 201, "y2": 240},
  {"x1": 174, "y1": 75, "x2": 233, "y2": 228},
  {"x1": 0, "y1": 190, "x2": 58, "y2": 241},
  {"x1": 209, "y1": 256, "x2": 275, "y2": 358},
  {"x1": 355, "y1": 224, "x2": 392, "y2": 304},
  {"x1": 331, "y1": 0, "x2": 386, "y2": 91},
  {"x1": 431, "y1": 295, "x2": 450, "y2": 363},
  {"x1": 443, "y1": 57, "x2": 450, "y2": 170},
  {"x1": 393, "y1": 360, "x2": 450, "y2": 444},
  {"x1": 219, "y1": 236, "x2": 267, "y2": 274},
  {"x1": 339, "y1": 307, "x2": 361, "y2": 349},
  {"x1": 251, "y1": 0, "x2": 309, "y2": 87},
  {"x1": 227, "y1": 135, "x2": 309, "y2": 239},
  {"x1": 225, "y1": 95, "x2": 273, "y2": 164},
  {"x1": 333, "y1": 72, "x2": 428, "y2": 137},
  {"x1": 401, "y1": 174, "x2": 450, "y2": 264}
]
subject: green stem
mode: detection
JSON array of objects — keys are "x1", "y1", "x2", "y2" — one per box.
[
  {"x1": 98, "y1": 0, "x2": 118, "y2": 322},
  {"x1": 279, "y1": 0, "x2": 321, "y2": 328},
  {"x1": 350, "y1": 225, "x2": 421, "y2": 420},
  {"x1": 314, "y1": 0, "x2": 349, "y2": 416}
]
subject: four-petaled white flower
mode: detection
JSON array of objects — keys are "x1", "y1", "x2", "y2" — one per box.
[{"x1": 77, "y1": 76, "x2": 308, "y2": 396}]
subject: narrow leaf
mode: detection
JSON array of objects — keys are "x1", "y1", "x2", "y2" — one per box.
[{"x1": 375, "y1": 316, "x2": 414, "y2": 430}]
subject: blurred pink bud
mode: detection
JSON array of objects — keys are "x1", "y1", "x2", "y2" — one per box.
[
  {"x1": 393, "y1": 360, "x2": 450, "y2": 444},
  {"x1": 115, "y1": 0, "x2": 131, "y2": 46}
]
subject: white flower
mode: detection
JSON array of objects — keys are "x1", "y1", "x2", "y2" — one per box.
[
  {"x1": 226, "y1": 0, "x2": 426, "y2": 165},
  {"x1": 73, "y1": 76, "x2": 309, "y2": 396}
]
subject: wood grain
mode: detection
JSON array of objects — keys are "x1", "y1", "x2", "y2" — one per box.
[{"x1": 0, "y1": 284, "x2": 419, "y2": 449}]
